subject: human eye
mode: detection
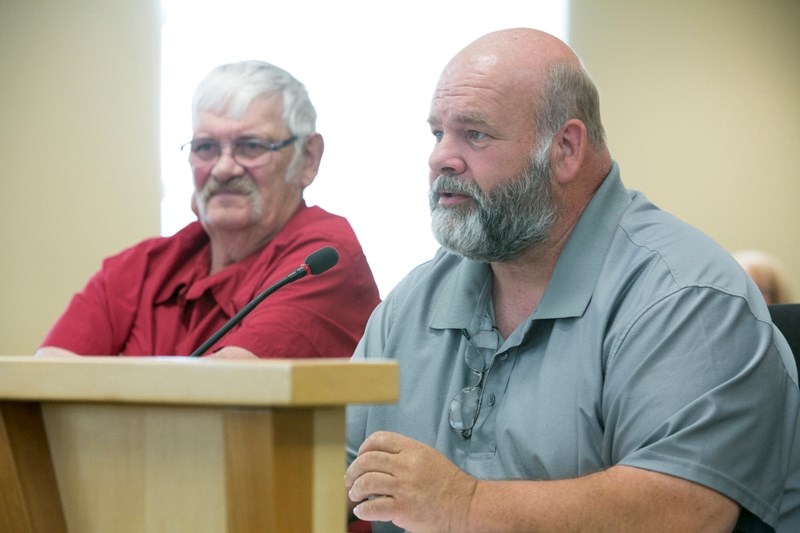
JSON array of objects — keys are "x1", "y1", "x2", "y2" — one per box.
[
  {"x1": 188, "y1": 139, "x2": 220, "y2": 161},
  {"x1": 431, "y1": 129, "x2": 444, "y2": 142},
  {"x1": 235, "y1": 138, "x2": 269, "y2": 158},
  {"x1": 192, "y1": 140, "x2": 218, "y2": 154},
  {"x1": 467, "y1": 130, "x2": 488, "y2": 141}
]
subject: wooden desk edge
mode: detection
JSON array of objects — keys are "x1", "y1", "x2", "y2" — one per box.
[{"x1": 0, "y1": 356, "x2": 398, "y2": 407}]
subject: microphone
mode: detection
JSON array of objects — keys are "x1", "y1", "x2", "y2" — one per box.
[{"x1": 188, "y1": 246, "x2": 339, "y2": 357}]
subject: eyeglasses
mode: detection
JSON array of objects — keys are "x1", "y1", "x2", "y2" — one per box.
[
  {"x1": 449, "y1": 328, "x2": 499, "y2": 439},
  {"x1": 180, "y1": 136, "x2": 297, "y2": 168}
]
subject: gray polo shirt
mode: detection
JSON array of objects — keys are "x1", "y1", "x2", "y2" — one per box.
[{"x1": 347, "y1": 162, "x2": 799, "y2": 532}]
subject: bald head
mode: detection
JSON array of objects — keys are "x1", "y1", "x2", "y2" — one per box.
[
  {"x1": 435, "y1": 28, "x2": 607, "y2": 154},
  {"x1": 452, "y1": 28, "x2": 581, "y2": 73},
  {"x1": 439, "y1": 29, "x2": 578, "y2": 101}
]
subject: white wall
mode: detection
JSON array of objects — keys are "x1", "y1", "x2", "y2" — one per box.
[{"x1": 160, "y1": 0, "x2": 569, "y2": 297}]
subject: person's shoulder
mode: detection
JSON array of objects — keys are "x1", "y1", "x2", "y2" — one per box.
[
  {"x1": 280, "y1": 204, "x2": 369, "y2": 260},
  {"x1": 616, "y1": 192, "x2": 745, "y2": 292},
  {"x1": 280, "y1": 205, "x2": 358, "y2": 242},
  {"x1": 293, "y1": 204, "x2": 349, "y2": 226}
]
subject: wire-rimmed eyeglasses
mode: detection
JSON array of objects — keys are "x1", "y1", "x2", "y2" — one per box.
[
  {"x1": 449, "y1": 328, "x2": 499, "y2": 439},
  {"x1": 180, "y1": 136, "x2": 297, "y2": 168}
]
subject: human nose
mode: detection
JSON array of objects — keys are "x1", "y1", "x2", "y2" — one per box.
[
  {"x1": 210, "y1": 144, "x2": 245, "y2": 180},
  {"x1": 428, "y1": 135, "x2": 466, "y2": 177}
]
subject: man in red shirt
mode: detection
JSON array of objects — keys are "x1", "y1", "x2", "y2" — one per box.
[{"x1": 37, "y1": 60, "x2": 380, "y2": 359}]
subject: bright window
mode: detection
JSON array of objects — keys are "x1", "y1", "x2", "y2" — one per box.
[{"x1": 161, "y1": 1, "x2": 569, "y2": 296}]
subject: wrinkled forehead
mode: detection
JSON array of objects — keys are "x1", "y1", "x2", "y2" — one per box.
[
  {"x1": 193, "y1": 94, "x2": 289, "y2": 137},
  {"x1": 429, "y1": 51, "x2": 537, "y2": 124},
  {"x1": 445, "y1": 51, "x2": 500, "y2": 76},
  {"x1": 193, "y1": 92, "x2": 284, "y2": 129},
  {"x1": 438, "y1": 44, "x2": 545, "y2": 92},
  {"x1": 437, "y1": 51, "x2": 501, "y2": 87}
]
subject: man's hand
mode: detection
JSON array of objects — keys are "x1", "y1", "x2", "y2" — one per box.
[
  {"x1": 345, "y1": 433, "x2": 740, "y2": 533},
  {"x1": 35, "y1": 346, "x2": 79, "y2": 357},
  {"x1": 345, "y1": 431, "x2": 478, "y2": 532}
]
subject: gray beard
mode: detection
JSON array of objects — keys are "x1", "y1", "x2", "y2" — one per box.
[{"x1": 429, "y1": 151, "x2": 560, "y2": 263}]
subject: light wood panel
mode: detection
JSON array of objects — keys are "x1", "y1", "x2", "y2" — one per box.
[
  {"x1": 0, "y1": 357, "x2": 397, "y2": 532},
  {"x1": 0, "y1": 402, "x2": 67, "y2": 533},
  {"x1": 0, "y1": 357, "x2": 397, "y2": 406}
]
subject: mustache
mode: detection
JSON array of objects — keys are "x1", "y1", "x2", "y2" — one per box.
[
  {"x1": 430, "y1": 175, "x2": 483, "y2": 203},
  {"x1": 200, "y1": 177, "x2": 256, "y2": 201}
]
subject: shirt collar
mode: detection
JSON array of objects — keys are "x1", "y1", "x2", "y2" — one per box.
[
  {"x1": 153, "y1": 222, "x2": 209, "y2": 305},
  {"x1": 429, "y1": 254, "x2": 492, "y2": 330},
  {"x1": 534, "y1": 160, "x2": 630, "y2": 320},
  {"x1": 154, "y1": 202, "x2": 312, "y2": 310}
]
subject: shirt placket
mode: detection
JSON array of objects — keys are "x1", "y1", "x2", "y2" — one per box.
[{"x1": 466, "y1": 326, "x2": 519, "y2": 457}]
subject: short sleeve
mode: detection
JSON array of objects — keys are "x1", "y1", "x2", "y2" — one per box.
[{"x1": 603, "y1": 286, "x2": 798, "y2": 528}]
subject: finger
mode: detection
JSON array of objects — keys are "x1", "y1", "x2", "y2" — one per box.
[
  {"x1": 344, "y1": 453, "x2": 371, "y2": 489},
  {"x1": 345, "y1": 448, "x2": 398, "y2": 488},
  {"x1": 353, "y1": 495, "x2": 399, "y2": 523},
  {"x1": 357, "y1": 430, "x2": 410, "y2": 455},
  {"x1": 348, "y1": 470, "x2": 397, "y2": 503}
]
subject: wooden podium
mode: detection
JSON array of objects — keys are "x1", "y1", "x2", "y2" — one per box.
[{"x1": 0, "y1": 356, "x2": 397, "y2": 533}]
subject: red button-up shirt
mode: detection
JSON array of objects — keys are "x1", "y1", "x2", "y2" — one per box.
[{"x1": 42, "y1": 204, "x2": 380, "y2": 357}]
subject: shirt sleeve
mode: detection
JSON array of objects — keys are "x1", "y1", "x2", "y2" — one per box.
[
  {"x1": 39, "y1": 248, "x2": 145, "y2": 355},
  {"x1": 346, "y1": 296, "x2": 395, "y2": 464},
  {"x1": 603, "y1": 286, "x2": 799, "y2": 528}
]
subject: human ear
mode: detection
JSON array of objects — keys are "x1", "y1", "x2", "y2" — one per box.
[
  {"x1": 550, "y1": 119, "x2": 586, "y2": 184},
  {"x1": 296, "y1": 133, "x2": 324, "y2": 188}
]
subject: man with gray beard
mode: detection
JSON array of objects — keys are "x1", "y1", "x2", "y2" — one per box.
[
  {"x1": 430, "y1": 138, "x2": 558, "y2": 263},
  {"x1": 345, "y1": 28, "x2": 799, "y2": 533},
  {"x1": 36, "y1": 60, "x2": 379, "y2": 359}
]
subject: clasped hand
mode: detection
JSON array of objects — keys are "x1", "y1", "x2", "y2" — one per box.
[{"x1": 345, "y1": 431, "x2": 478, "y2": 532}]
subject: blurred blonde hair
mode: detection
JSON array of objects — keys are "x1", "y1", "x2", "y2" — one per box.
[{"x1": 733, "y1": 250, "x2": 794, "y2": 304}]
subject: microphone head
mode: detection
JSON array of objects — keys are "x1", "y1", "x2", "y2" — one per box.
[{"x1": 305, "y1": 246, "x2": 339, "y2": 275}]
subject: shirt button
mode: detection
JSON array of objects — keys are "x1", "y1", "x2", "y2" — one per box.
[
  {"x1": 498, "y1": 352, "x2": 508, "y2": 361},
  {"x1": 487, "y1": 393, "x2": 496, "y2": 406}
]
